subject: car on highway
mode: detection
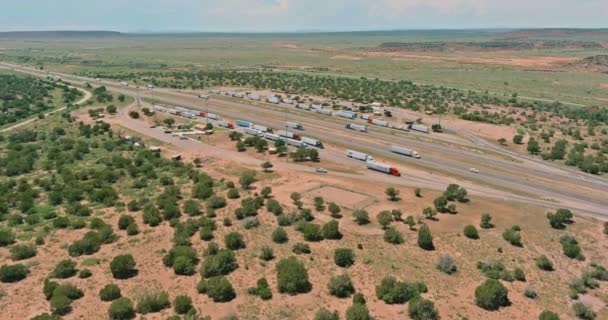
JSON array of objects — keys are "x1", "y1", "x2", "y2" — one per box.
[
  {"x1": 315, "y1": 168, "x2": 328, "y2": 174},
  {"x1": 469, "y1": 168, "x2": 480, "y2": 173}
]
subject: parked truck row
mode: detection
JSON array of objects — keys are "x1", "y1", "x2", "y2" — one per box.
[{"x1": 237, "y1": 119, "x2": 324, "y2": 148}]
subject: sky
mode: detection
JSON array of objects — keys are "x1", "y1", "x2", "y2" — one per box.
[{"x1": 1, "y1": 0, "x2": 607, "y2": 32}]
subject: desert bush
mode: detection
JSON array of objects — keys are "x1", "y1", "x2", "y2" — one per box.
[
  {"x1": 174, "y1": 295, "x2": 193, "y2": 315},
  {"x1": 322, "y1": 220, "x2": 342, "y2": 239},
  {"x1": 572, "y1": 302, "x2": 596, "y2": 320},
  {"x1": 345, "y1": 303, "x2": 372, "y2": 320},
  {"x1": 99, "y1": 284, "x2": 122, "y2": 301},
  {"x1": 163, "y1": 246, "x2": 198, "y2": 268},
  {"x1": 201, "y1": 249, "x2": 238, "y2": 278},
  {"x1": 247, "y1": 277, "x2": 273, "y2": 300},
  {"x1": 418, "y1": 225, "x2": 434, "y2": 250},
  {"x1": 292, "y1": 243, "x2": 311, "y2": 254},
  {"x1": 227, "y1": 188, "x2": 240, "y2": 199},
  {"x1": 300, "y1": 222, "x2": 323, "y2": 242},
  {"x1": 480, "y1": 213, "x2": 494, "y2": 229},
  {"x1": 10, "y1": 244, "x2": 37, "y2": 260},
  {"x1": 514, "y1": 268, "x2": 526, "y2": 281},
  {"x1": 463, "y1": 225, "x2": 479, "y2": 239},
  {"x1": 436, "y1": 255, "x2": 457, "y2": 275},
  {"x1": 536, "y1": 255, "x2": 554, "y2": 271},
  {"x1": 108, "y1": 297, "x2": 135, "y2": 320},
  {"x1": 328, "y1": 274, "x2": 356, "y2": 298},
  {"x1": 266, "y1": 199, "x2": 283, "y2": 216},
  {"x1": 197, "y1": 276, "x2": 236, "y2": 302},
  {"x1": 50, "y1": 294, "x2": 72, "y2": 315},
  {"x1": 126, "y1": 223, "x2": 139, "y2": 236},
  {"x1": 383, "y1": 227, "x2": 404, "y2": 244},
  {"x1": 375, "y1": 276, "x2": 421, "y2": 304},
  {"x1": 173, "y1": 256, "x2": 196, "y2": 275},
  {"x1": 272, "y1": 227, "x2": 289, "y2": 244},
  {"x1": 560, "y1": 235, "x2": 584, "y2": 260},
  {"x1": 546, "y1": 208, "x2": 573, "y2": 229},
  {"x1": 353, "y1": 209, "x2": 370, "y2": 225},
  {"x1": 110, "y1": 254, "x2": 137, "y2": 279},
  {"x1": 475, "y1": 279, "x2": 509, "y2": 311},
  {"x1": 117, "y1": 215, "x2": 135, "y2": 230},
  {"x1": 0, "y1": 264, "x2": 29, "y2": 283},
  {"x1": 502, "y1": 226, "x2": 522, "y2": 247},
  {"x1": 408, "y1": 297, "x2": 439, "y2": 320},
  {"x1": 136, "y1": 291, "x2": 171, "y2": 314},
  {"x1": 52, "y1": 217, "x2": 70, "y2": 229},
  {"x1": 78, "y1": 269, "x2": 92, "y2": 279},
  {"x1": 52, "y1": 259, "x2": 77, "y2": 279},
  {"x1": 539, "y1": 310, "x2": 560, "y2": 320},
  {"x1": 0, "y1": 228, "x2": 16, "y2": 247},
  {"x1": 334, "y1": 248, "x2": 355, "y2": 268},
  {"x1": 276, "y1": 257, "x2": 311, "y2": 295},
  {"x1": 259, "y1": 246, "x2": 275, "y2": 261},
  {"x1": 224, "y1": 232, "x2": 246, "y2": 250},
  {"x1": 314, "y1": 308, "x2": 339, "y2": 320},
  {"x1": 524, "y1": 287, "x2": 537, "y2": 299}
]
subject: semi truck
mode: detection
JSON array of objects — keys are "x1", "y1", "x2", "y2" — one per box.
[
  {"x1": 267, "y1": 97, "x2": 280, "y2": 104},
  {"x1": 296, "y1": 103, "x2": 311, "y2": 110},
  {"x1": 181, "y1": 112, "x2": 196, "y2": 119},
  {"x1": 337, "y1": 110, "x2": 357, "y2": 119},
  {"x1": 216, "y1": 121, "x2": 234, "y2": 129},
  {"x1": 409, "y1": 124, "x2": 429, "y2": 134},
  {"x1": 244, "y1": 128, "x2": 260, "y2": 136},
  {"x1": 252, "y1": 124, "x2": 272, "y2": 133},
  {"x1": 315, "y1": 109, "x2": 333, "y2": 116},
  {"x1": 286, "y1": 122, "x2": 304, "y2": 130},
  {"x1": 390, "y1": 146, "x2": 420, "y2": 158},
  {"x1": 301, "y1": 137, "x2": 324, "y2": 149},
  {"x1": 282, "y1": 98, "x2": 295, "y2": 105},
  {"x1": 360, "y1": 114, "x2": 371, "y2": 120},
  {"x1": 209, "y1": 89, "x2": 221, "y2": 94},
  {"x1": 286, "y1": 138, "x2": 307, "y2": 148},
  {"x1": 277, "y1": 130, "x2": 300, "y2": 140},
  {"x1": 206, "y1": 113, "x2": 221, "y2": 120},
  {"x1": 345, "y1": 123, "x2": 368, "y2": 132},
  {"x1": 199, "y1": 94, "x2": 209, "y2": 99},
  {"x1": 311, "y1": 104, "x2": 322, "y2": 110},
  {"x1": 248, "y1": 94, "x2": 261, "y2": 101},
  {"x1": 368, "y1": 118, "x2": 389, "y2": 127},
  {"x1": 346, "y1": 150, "x2": 374, "y2": 161},
  {"x1": 263, "y1": 133, "x2": 281, "y2": 141},
  {"x1": 236, "y1": 120, "x2": 252, "y2": 127},
  {"x1": 366, "y1": 161, "x2": 401, "y2": 176}
]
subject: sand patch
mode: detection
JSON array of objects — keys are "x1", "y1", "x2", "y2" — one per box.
[
  {"x1": 367, "y1": 52, "x2": 578, "y2": 68},
  {"x1": 600, "y1": 83, "x2": 608, "y2": 89},
  {"x1": 330, "y1": 55, "x2": 362, "y2": 61},
  {"x1": 305, "y1": 185, "x2": 375, "y2": 209}
]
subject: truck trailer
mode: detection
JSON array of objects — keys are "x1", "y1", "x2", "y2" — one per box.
[
  {"x1": 277, "y1": 130, "x2": 300, "y2": 140},
  {"x1": 267, "y1": 97, "x2": 280, "y2": 104},
  {"x1": 366, "y1": 161, "x2": 401, "y2": 176},
  {"x1": 337, "y1": 110, "x2": 357, "y2": 119},
  {"x1": 206, "y1": 113, "x2": 221, "y2": 120},
  {"x1": 263, "y1": 133, "x2": 282, "y2": 141},
  {"x1": 369, "y1": 118, "x2": 389, "y2": 127},
  {"x1": 345, "y1": 123, "x2": 368, "y2": 132},
  {"x1": 390, "y1": 146, "x2": 420, "y2": 159},
  {"x1": 346, "y1": 150, "x2": 374, "y2": 161},
  {"x1": 286, "y1": 138, "x2": 307, "y2": 148},
  {"x1": 216, "y1": 121, "x2": 234, "y2": 129},
  {"x1": 409, "y1": 124, "x2": 430, "y2": 134},
  {"x1": 315, "y1": 109, "x2": 333, "y2": 116},
  {"x1": 236, "y1": 120, "x2": 252, "y2": 128},
  {"x1": 244, "y1": 128, "x2": 261, "y2": 136},
  {"x1": 301, "y1": 137, "x2": 324, "y2": 149},
  {"x1": 296, "y1": 103, "x2": 311, "y2": 110},
  {"x1": 252, "y1": 124, "x2": 272, "y2": 133}
]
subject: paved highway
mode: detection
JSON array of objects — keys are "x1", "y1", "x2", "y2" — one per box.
[{"x1": 2, "y1": 62, "x2": 607, "y2": 218}]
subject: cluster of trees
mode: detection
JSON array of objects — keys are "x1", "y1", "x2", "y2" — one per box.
[{"x1": 0, "y1": 74, "x2": 81, "y2": 126}]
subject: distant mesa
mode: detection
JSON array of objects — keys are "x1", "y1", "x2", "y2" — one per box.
[
  {"x1": 0, "y1": 31, "x2": 124, "y2": 39},
  {"x1": 568, "y1": 55, "x2": 608, "y2": 73}
]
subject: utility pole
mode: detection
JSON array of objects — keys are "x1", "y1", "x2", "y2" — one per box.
[
  {"x1": 285, "y1": 102, "x2": 288, "y2": 163},
  {"x1": 206, "y1": 97, "x2": 210, "y2": 143}
]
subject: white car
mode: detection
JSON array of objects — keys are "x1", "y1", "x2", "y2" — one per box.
[
  {"x1": 469, "y1": 168, "x2": 480, "y2": 173},
  {"x1": 315, "y1": 168, "x2": 328, "y2": 174}
]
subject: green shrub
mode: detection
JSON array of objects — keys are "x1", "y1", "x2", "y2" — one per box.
[
  {"x1": 328, "y1": 274, "x2": 355, "y2": 298},
  {"x1": 514, "y1": 268, "x2": 526, "y2": 281},
  {"x1": 546, "y1": 208, "x2": 573, "y2": 229},
  {"x1": 163, "y1": 246, "x2": 198, "y2": 268},
  {"x1": 314, "y1": 308, "x2": 339, "y2": 320},
  {"x1": 10, "y1": 244, "x2": 37, "y2": 260},
  {"x1": 334, "y1": 248, "x2": 355, "y2": 268},
  {"x1": 408, "y1": 297, "x2": 439, "y2": 320},
  {"x1": 173, "y1": 256, "x2": 196, "y2": 275},
  {"x1": 322, "y1": 220, "x2": 342, "y2": 239},
  {"x1": 266, "y1": 199, "x2": 283, "y2": 216},
  {"x1": 463, "y1": 225, "x2": 479, "y2": 239},
  {"x1": 524, "y1": 287, "x2": 537, "y2": 299},
  {"x1": 480, "y1": 213, "x2": 494, "y2": 229},
  {"x1": 99, "y1": 284, "x2": 122, "y2": 301},
  {"x1": 353, "y1": 209, "x2": 370, "y2": 225},
  {"x1": 0, "y1": 264, "x2": 28, "y2": 283},
  {"x1": 206, "y1": 196, "x2": 227, "y2": 210},
  {"x1": 201, "y1": 249, "x2": 238, "y2": 278},
  {"x1": 300, "y1": 222, "x2": 323, "y2": 242},
  {"x1": 536, "y1": 255, "x2": 554, "y2": 271},
  {"x1": 345, "y1": 303, "x2": 372, "y2": 320},
  {"x1": 502, "y1": 226, "x2": 522, "y2": 247},
  {"x1": 224, "y1": 232, "x2": 246, "y2": 250},
  {"x1": 183, "y1": 199, "x2": 202, "y2": 216},
  {"x1": 560, "y1": 235, "x2": 584, "y2": 260},
  {"x1": 117, "y1": 215, "x2": 135, "y2": 230},
  {"x1": 292, "y1": 243, "x2": 311, "y2": 254},
  {"x1": 52, "y1": 284, "x2": 84, "y2": 301},
  {"x1": 78, "y1": 269, "x2": 92, "y2": 279},
  {"x1": 0, "y1": 228, "x2": 16, "y2": 247},
  {"x1": 272, "y1": 227, "x2": 289, "y2": 244},
  {"x1": 52, "y1": 259, "x2": 77, "y2": 279},
  {"x1": 375, "y1": 276, "x2": 421, "y2": 304},
  {"x1": 108, "y1": 297, "x2": 135, "y2": 320},
  {"x1": 227, "y1": 188, "x2": 240, "y2": 199},
  {"x1": 383, "y1": 227, "x2": 404, "y2": 244},
  {"x1": 197, "y1": 276, "x2": 236, "y2": 302},
  {"x1": 352, "y1": 293, "x2": 366, "y2": 305},
  {"x1": 539, "y1": 310, "x2": 560, "y2": 320},
  {"x1": 247, "y1": 278, "x2": 273, "y2": 300},
  {"x1": 259, "y1": 246, "x2": 275, "y2": 261},
  {"x1": 474, "y1": 279, "x2": 509, "y2": 311},
  {"x1": 174, "y1": 295, "x2": 193, "y2": 314},
  {"x1": 417, "y1": 225, "x2": 434, "y2": 250},
  {"x1": 126, "y1": 223, "x2": 139, "y2": 236},
  {"x1": 110, "y1": 254, "x2": 137, "y2": 279},
  {"x1": 30, "y1": 313, "x2": 62, "y2": 320},
  {"x1": 572, "y1": 302, "x2": 596, "y2": 320},
  {"x1": 50, "y1": 294, "x2": 72, "y2": 315},
  {"x1": 136, "y1": 291, "x2": 171, "y2": 314},
  {"x1": 276, "y1": 257, "x2": 311, "y2": 295}
]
